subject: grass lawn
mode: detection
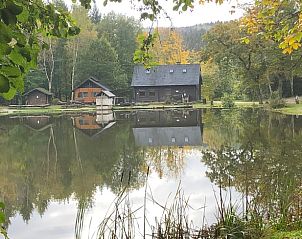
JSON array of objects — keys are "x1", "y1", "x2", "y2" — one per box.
[
  {"x1": 0, "y1": 101, "x2": 263, "y2": 116},
  {"x1": 275, "y1": 103, "x2": 302, "y2": 115},
  {"x1": 0, "y1": 105, "x2": 96, "y2": 116}
]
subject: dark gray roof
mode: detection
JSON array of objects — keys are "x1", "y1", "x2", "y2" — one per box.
[
  {"x1": 131, "y1": 64, "x2": 201, "y2": 87},
  {"x1": 133, "y1": 126, "x2": 203, "y2": 147},
  {"x1": 24, "y1": 88, "x2": 53, "y2": 96},
  {"x1": 73, "y1": 76, "x2": 111, "y2": 91}
]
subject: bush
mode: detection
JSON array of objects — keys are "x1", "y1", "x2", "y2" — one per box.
[
  {"x1": 269, "y1": 92, "x2": 285, "y2": 109},
  {"x1": 222, "y1": 93, "x2": 235, "y2": 108},
  {"x1": 52, "y1": 98, "x2": 59, "y2": 105}
]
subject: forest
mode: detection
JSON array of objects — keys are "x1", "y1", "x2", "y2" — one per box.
[{"x1": 1, "y1": 0, "x2": 302, "y2": 104}]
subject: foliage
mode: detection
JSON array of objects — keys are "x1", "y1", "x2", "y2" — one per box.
[
  {"x1": 269, "y1": 91, "x2": 286, "y2": 109},
  {"x1": 96, "y1": 13, "x2": 141, "y2": 84},
  {"x1": 77, "y1": 36, "x2": 129, "y2": 95},
  {"x1": 133, "y1": 32, "x2": 159, "y2": 67},
  {"x1": 270, "y1": 230, "x2": 302, "y2": 239},
  {"x1": 215, "y1": 207, "x2": 249, "y2": 239},
  {"x1": 222, "y1": 93, "x2": 235, "y2": 108},
  {"x1": 242, "y1": 1, "x2": 302, "y2": 54},
  {"x1": 0, "y1": 202, "x2": 8, "y2": 238},
  {"x1": 150, "y1": 28, "x2": 191, "y2": 64},
  {"x1": 0, "y1": 0, "x2": 80, "y2": 99}
]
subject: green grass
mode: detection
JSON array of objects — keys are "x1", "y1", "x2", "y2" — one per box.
[
  {"x1": 269, "y1": 230, "x2": 302, "y2": 239},
  {"x1": 0, "y1": 105, "x2": 96, "y2": 116},
  {"x1": 274, "y1": 103, "x2": 302, "y2": 115}
]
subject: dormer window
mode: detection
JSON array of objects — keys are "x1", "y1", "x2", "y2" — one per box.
[
  {"x1": 146, "y1": 69, "x2": 151, "y2": 74},
  {"x1": 169, "y1": 69, "x2": 174, "y2": 73},
  {"x1": 182, "y1": 69, "x2": 187, "y2": 73}
]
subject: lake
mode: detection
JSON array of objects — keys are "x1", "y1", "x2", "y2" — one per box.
[{"x1": 1, "y1": 109, "x2": 302, "y2": 238}]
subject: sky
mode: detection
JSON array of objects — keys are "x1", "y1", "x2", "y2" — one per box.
[{"x1": 65, "y1": 0, "x2": 247, "y2": 28}]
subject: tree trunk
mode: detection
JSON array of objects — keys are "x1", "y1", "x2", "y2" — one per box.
[
  {"x1": 71, "y1": 38, "x2": 79, "y2": 101},
  {"x1": 257, "y1": 83, "x2": 263, "y2": 104},
  {"x1": 278, "y1": 74, "x2": 283, "y2": 98},
  {"x1": 43, "y1": 38, "x2": 55, "y2": 94},
  {"x1": 267, "y1": 73, "x2": 273, "y2": 98},
  {"x1": 290, "y1": 71, "x2": 294, "y2": 97}
]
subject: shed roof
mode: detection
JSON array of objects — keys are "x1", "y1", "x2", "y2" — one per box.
[
  {"x1": 131, "y1": 64, "x2": 201, "y2": 87},
  {"x1": 97, "y1": 90, "x2": 116, "y2": 98},
  {"x1": 24, "y1": 88, "x2": 52, "y2": 96},
  {"x1": 73, "y1": 76, "x2": 111, "y2": 91}
]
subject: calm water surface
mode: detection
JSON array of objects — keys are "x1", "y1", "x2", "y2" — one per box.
[{"x1": 1, "y1": 109, "x2": 302, "y2": 238}]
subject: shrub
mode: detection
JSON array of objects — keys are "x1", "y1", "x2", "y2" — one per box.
[
  {"x1": 222, "y1": 93, "x2": 235, "y2": 108},
  {"x1": 269, "y1": 91, "x2": 285, "y2": 109},
  {"x1": 52, "y1": 98, "x2": 59, "y2": 105}
]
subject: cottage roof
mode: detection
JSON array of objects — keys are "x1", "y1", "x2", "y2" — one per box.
[
  {"x1": 133, "y1": 126, "x2": 203, "y2": 147},
  {"x1": 73, "y1": 76, "x2": 111, "y2": 91},
  {"x1": 131, "y1": 64, "x2": 202, "y2": 87},
  {"x1": 24, "y1": 88, "x2": 52, "y2": 96},
  {"x1": 97, "y1": 90, "x2": 115, "y2": 98}
]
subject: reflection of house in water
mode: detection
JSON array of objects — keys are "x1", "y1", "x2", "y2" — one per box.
[
  {"x1": 22, "y1": 116, "x2": 52, "y2": 131},
  {"x1": 74, "y1": 113, "x2": 115, "y2": 137},
  {"x1": 133, "y1": 110, "x2": 203, "y2": 147}
]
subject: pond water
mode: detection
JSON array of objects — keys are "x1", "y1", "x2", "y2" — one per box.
[{"x1": 1, "y1": 109, "x2": 302, "y2": 238}]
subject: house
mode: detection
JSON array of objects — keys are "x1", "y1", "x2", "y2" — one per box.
[
  {"x1": 73, "y1": 114, "x2": 115, "y2": 138},
  {"x1": 96, "y1": 91, "x2": 116, "y2": 111},
  {"x1": 132, "y1": 110, "x2": 203, "y2": 147},
  {"x1": 131, "y1": 64, "x2": 202, "y2": 103},
  {"x1": 24, "y1": 88, "x2": 52, "y2": 106},
  {"x1": 73, "y1": 77, "x2": 111, "y2": 104}
]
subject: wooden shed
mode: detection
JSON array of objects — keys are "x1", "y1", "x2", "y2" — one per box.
[
  {"x1": 24, "y1": 88, "x2": 52, "y2": 106},
  {"x1": 131, "y1": 64, "x2": 202, "y2": 103},
  {"x1": 96, "y1": 90, "x2": 116, "y2": 111},
  {"x1": 73, "y1": 77, "x2": 111, "y2": 104}
]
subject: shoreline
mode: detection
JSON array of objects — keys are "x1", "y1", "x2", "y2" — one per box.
[{"x1": 0, "y1": 102, "x2": 301, "y2": 116}]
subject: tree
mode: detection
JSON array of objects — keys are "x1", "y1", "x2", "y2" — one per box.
[
  {"x1": 76, "y1": 37, "x2": 128, "y2": 95},
  {"x1": 3, "y1": 0, "x2": 302, "y2": 100},
  {"x1": 151, "y1": 28, "x2": 190, "y2": 64},
  {"x1": 242, "y1": 0, "x2": 302, "y2": 54},
  {"x1": 0, "y1": 0, "x2": 79, "y2": 99},
  {"x1": 96, "y1": 13, "x2": 141, "y2": 85}
]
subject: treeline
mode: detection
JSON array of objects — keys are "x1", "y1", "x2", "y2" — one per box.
[
  {"x1": 23, "y1": 1, "x2": 142, "y2": 101},
  {"x1": 201, "y1": 20, "x2": 302, "y2": 102}
]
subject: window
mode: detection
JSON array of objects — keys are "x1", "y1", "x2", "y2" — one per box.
[
  {"x1": 182, "y1": 69, "x2": 187, "y2": 73},
  {"x1": 145, "y1": 69, "x2": 151, "y2": 74},
  {"x1": 149, "y1": 91, "x2": 156, "y2": 97},
  {"x1": 139, "y1": 91, "x2": 146, "y2": 97},
  {"x1": 78, "y1": 92, "x2": 88, "y2": 98},
  {"x1": 169, "y1": 69, "x2": 174, "y2": 73},
  {"x1": 92, "y1": 92, "x2": 99, "y2": 97},
  {"x1": 184, "y1": 137, "x2": 189, "y2": 143},
  {"x1": 148, "y1": 137, "x2": 153, "y2": 143},
  {"x1": 171, "y1": 137, "x2": 176, "y2": 143},
  {"x1": 79, "y1": 119, "x2": 87, "y2": 125}
]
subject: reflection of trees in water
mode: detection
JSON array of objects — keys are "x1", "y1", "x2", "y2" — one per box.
[
  {"x1": 141, "y1": 146, "x2": 192, "y2": 179},
  {"x1": 0, "y1": 116, "x2": 146, "y2": 223},
  {"x1": 202, "y1": 109, "x2": 302, "y2": 224}
]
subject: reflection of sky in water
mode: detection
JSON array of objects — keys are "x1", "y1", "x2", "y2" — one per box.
[{"x1": 8, "y1": 150, "x2": 241, "y2": 239}]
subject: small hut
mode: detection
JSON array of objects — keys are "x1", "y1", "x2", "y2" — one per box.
[
  {"x1": 96, "y1": 91, "x2": 115, "y2": 111},
  {"x1": 24, "y1": 88, "x2": 52, "y2": 106}
]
